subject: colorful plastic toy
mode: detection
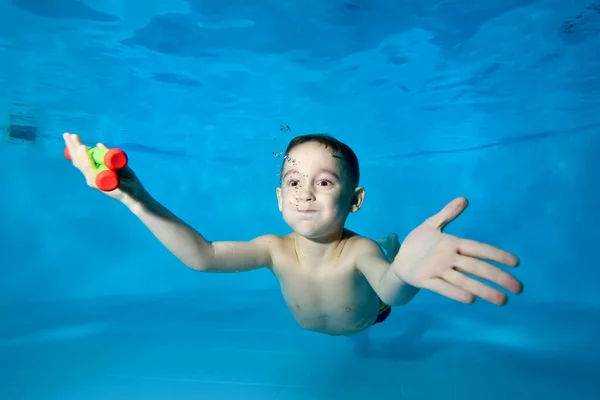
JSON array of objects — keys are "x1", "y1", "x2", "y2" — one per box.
[{"x1": 64, "y1": 146, "x2": 128, "y2": 192}]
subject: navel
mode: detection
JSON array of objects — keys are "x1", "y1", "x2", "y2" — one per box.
[{"x1": 345, "y1": 306, "x2": 352, "y2": 313}]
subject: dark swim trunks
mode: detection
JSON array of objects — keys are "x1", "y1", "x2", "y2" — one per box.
[{"x1": 373, "y1": 299, "x2": 392, "y2": 325}]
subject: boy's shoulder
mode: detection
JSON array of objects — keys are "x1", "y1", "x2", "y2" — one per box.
[
  {"x1": 250, "y1": 233, "x2": 291, "y2": 252},
  {"x1": 252, "y1": 231, "x2": 383, "y2": 269},
  {"x1": 251, "y1": 231, "x2": 381, "y2": 258},
  {"x1": 258, "y1": 230, "x2": 379, "y2": 245},
  {"x1": 343, "y1": 231, "x2": 383, "y2": 255},
  {"x1": 256, "y1": 230, "x2": 375, "y2": 244}
]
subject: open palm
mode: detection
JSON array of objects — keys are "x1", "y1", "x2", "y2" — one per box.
[{"x1": 393, "y1": 197, "x2": 522, "y2": 305}]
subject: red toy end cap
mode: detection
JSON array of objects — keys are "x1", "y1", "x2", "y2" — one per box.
[
  {"x1": 104, "y1": 149, "x2": 128, "y2": 170},
  {"x1": 96, "y1": 170, "x2": 119, "y2": 192}
]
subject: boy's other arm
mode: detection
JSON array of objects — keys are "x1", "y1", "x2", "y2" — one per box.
[
  {"x1": 354, "y1": 238, "x2": 420, "y2": 306},
  {"x1": 128, "y1": 194, "x2": 273, "y2": 272}
]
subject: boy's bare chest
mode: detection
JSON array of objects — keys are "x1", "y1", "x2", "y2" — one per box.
[
  {"x1": 271, "y1": 243, "x2": 359, "y2": 295},
  {"x1": 270, "y1": 245, "x2": 380, "y2": 333}
]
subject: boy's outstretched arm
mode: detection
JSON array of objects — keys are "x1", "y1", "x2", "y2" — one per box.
[
  {"x1": 358, "y1": 198, "x2": 522, "y2": 307},
  {"x1": 129, "y1": 195, "x2": 275, "y2": 272},
  {"x1": 63, "y1": 133, "x2": 273, "y2": 273}
]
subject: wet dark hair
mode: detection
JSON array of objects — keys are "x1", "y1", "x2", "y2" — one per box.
[{"x1": 281, "y1": 133, "x2": 360, "y2": 187}]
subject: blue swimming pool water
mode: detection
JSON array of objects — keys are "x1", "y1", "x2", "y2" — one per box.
[{"x1": 1, "y1": 0, "x2": 599, "y2": 399}]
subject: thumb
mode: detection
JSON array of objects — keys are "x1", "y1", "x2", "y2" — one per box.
[
  {"x1": 425, "y1": 197, "x2": 468, "y2": 230},
  {"x1": 96, "y1": 143, "x2": 108, "y2": 149}
]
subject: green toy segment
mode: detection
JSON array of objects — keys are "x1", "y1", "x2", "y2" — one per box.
[
  {"x1": 87, "y1": 147, "x2": 109, "y2": 167},
  {"x1": 95, "y1": 164, "x2": 109, "y2": 173}
]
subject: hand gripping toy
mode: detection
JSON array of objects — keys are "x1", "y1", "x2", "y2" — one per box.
[{"x1": 64, "y1": 146, "x2": 128, "y2": 192}]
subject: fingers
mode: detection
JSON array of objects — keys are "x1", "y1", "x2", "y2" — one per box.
[
  {"x1": 423, "y1": 279, "x2": 475, "y2": 304},
  {"x1": 458, "y1": 238, "x2": 520, "y2": 267},
  {"x1": 454, "y1": 254, "x2": 523, "y2": 294},
  {"x1": 443, "y1": 268, "x2": 508, "y2": 305},
  {"x1": 425, "y1": 197, "x2": 468, "y2": 230},
  {"x1": 436, "y1": 253, "x2": 523, "y2": 305},
  {"x1": 63, "y1": 132, "x2": 97, "y2": 187},
  {"x1": 424, "y1": 236, "x2": 522, "y2": 305}
]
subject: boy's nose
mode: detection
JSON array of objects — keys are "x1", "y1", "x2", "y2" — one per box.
[{"x1": 297, "y1": 187, "x2": 315, "y2": 201}]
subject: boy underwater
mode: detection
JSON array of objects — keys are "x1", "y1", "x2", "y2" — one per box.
[{"x1": 63, "y1": 132, "x2": 522, "y2": 336}]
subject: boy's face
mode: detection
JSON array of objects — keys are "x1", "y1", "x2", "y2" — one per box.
[{"x1": 276, "y1": 141, "x2": 364, "y2": 240}]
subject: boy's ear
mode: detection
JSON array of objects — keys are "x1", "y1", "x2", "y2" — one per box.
[
  {"x1": 350, "y1": 187, "x2": 365, "y2": 213},
  {"x1": 276, "y1": 187, "x2": 283, "y2": 212}
]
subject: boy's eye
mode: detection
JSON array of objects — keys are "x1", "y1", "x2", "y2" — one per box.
[{"x1": 285, "y1": 178, "x2": 334, "y2": 188}]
